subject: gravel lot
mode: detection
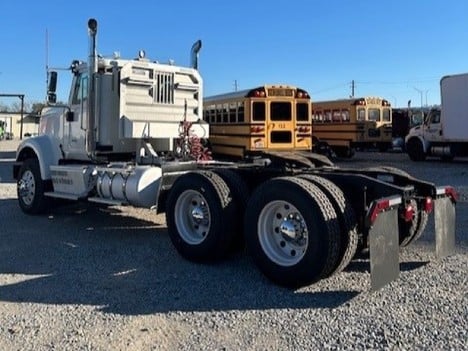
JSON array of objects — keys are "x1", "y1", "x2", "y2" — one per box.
[{"x1": 0, "y1": 139, "x2": 466, "y2": 350}]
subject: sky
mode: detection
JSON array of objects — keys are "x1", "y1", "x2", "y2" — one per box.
[{"x1": 1, "y1": 0, "x2": 467, "y2": 109}]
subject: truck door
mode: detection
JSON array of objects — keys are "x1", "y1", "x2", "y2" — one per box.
[
  {"x1": 64, "y1": 73, "x2": 88, "y2": 156},
  {"x1": 424, "y1": 109, "x2": 442, "y2": 142}
]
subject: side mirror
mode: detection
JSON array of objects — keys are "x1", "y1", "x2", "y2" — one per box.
[
  {"x1": 48, "y1": 71, "x2": 57, "y2": 93},
  {"x1": 66, "y1": 111, "x2": 74, "y2": 122},
  {"x1": 47, "y1": 71, "x2": 58, "y2": 104}
]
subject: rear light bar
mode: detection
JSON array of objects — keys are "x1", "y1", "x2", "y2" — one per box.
[
  {"x1": 436, "y1": 186, "x2": 458, "y2": 203},
  {"x1": 367, "y1": 196, "x2": 402, "y2": 226}
]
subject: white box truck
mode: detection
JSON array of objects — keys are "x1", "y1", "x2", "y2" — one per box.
[{"x1": 406, "y1": 73, "x2": 468, "y2": 161}]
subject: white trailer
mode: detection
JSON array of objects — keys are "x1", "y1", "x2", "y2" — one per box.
[
  {"x1": 406, "y1": 73, "x2": 468, "y2": 161},
  {"x1": 14, "y1": 19, "x2": 457, "y2": 290}
]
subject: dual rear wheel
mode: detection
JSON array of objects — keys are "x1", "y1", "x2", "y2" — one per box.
[{"x1": 166, "y1": 171, "x2": 358, "y2": 288}]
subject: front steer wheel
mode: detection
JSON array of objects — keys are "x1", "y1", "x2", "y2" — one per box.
[
  {"x1": 165, "y1": 171, "x2": 237, "y2": 262},
  {"x1": 17, "y1": 158, "x2": 51, "y2": 214},
  {"x1": 244, "y1": 177, "x2": 341, "y2": 288},
  {"x1": 406, "y1": 138, "x2": 426, "y2": 161}
]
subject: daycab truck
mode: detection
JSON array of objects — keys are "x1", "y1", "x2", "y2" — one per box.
[
  {"x1": 13, "y1": 19, "x2": 457, "y2": 291},
  {"x1": 406, "y1": 73, "x2": 468, "y2": 161}
]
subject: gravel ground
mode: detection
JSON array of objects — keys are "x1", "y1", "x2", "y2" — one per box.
[{"x1": 0, "y1": 140, "x2": 466, "y2": 350}]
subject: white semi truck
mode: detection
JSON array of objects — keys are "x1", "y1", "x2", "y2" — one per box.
[
  {"x1": 14, "y1": 19, "x2": 457, "y2": 290},
  {"x1": 406, "y1": 73, "x2": 468, "y2": 161}
]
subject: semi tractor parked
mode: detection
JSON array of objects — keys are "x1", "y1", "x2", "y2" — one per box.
[
  {"x1": 406, "y1": 73, "x2": 468, "y2": 161},
  {"x1": 14, "y1": 19, "x2": 456, "y2": 290}
]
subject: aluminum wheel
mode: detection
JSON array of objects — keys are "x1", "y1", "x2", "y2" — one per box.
[
  {"x1": 257, "y1": 200, "x2": 308, "y2": 266},
  {"x1": 18, "y1": 169, "x2": 36, "y2": 206},
  {"x1": 174, "y1": 189, "x2": 211, "y2": 245}
]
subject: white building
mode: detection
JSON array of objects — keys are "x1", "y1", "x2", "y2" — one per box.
[{"x1": 0, "y1": 112, "x2": 40, "y2": 139}]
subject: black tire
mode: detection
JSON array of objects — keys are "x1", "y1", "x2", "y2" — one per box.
[
  {"x1": 400, "y1": 206, "x2": 429, "y2": 247},
  {"x1": 17, "y1": 158, "x2": 51, "y2": 214},
  {"x1": 298, "y1": 174, "x2": 359, "y2": 274},
  {"x1": 406, "y1": 138, "x2": 426, "y2": 161},
  {"x1": 165, "y1": 171, "x2": 237, "y2": 262},
  {"x1": 398, "y1": 199, "x2": 420, "y2": 246},
  {"x1": 335, "y1": 146, "x2": 355, "y2": 158},
  {"x1": 244, "y1": 177, "x2": 341, "y2": 288},
  {"x1": 213, "y1": 168, "x2": 250, "y2": 250}
]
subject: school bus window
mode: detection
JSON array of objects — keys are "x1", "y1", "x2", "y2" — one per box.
[
  {"x1": 368, "y1": 108, "x2": 380, "y2": 121},
  {"x1": 252, "y1": 101, "x2": 266, "y2": 121},
  {"x1": 296, "y1": 102, "x2": 309, "y2": 121},
  {"x1": 357, "y1": 108, "x2": 366, "y2": 121},
  {"x1": 238, "y1": 103, "x2": 244, "y2": 122},
  {"x1": 332, "y1": 109, "x2": 341, "y2": 122},
  {"x1": 229, "y1": 103, "x2": 236, "y2": 122},
  {"x1": 271, "y1": 102, "x2": 291, "y2": 121},
  {"x1": 324, "y1": 110, "x2": 332, "y2": 123},
  {"x1": 382, "y1": 108, "x2": 391, "y2": 122},
  {"x1": 342, "y1": 109, "x2": 350, "y2": 122},
  {"x1": 216, "y1": 106, "x2": 223, "y2": 123},
  {"x1": 312, "y1": 111, "x2": 318, "y2": 122},
  {"x1": 315, "y1": 110, "x2": 324, "y2": 123},
  {"x1": 210, "y1": 109, "x2": 216, "y2": 123},
  {"x1": 223, "y1": 103, "x2": 229, "y2": 123}
]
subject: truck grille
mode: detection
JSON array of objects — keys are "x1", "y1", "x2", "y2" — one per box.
[{"x1": 154, "y1": 72, "x2": 174, "y2": 104}]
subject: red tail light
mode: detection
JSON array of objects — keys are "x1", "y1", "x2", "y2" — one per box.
[
  {"x1": 403, "y1": 203, "x2": 415, "y2": 222},
  {"x1": 250, "y1": 125, "x2": 264, "y2": 133},
  {"x1": 423, "y1": 197, "x2": 434, "y2": 213},
  {"x1": 296, "y1": 89, "x2": 309, "y2": 98},
  {"x1": 354, "y1": 99, "x2": 366, "y2": 106},
  {"x1": 436, "y1": 186, "x2": 459, "y2": 203},
  {"x1": 297, "y1": 126, "x2": 311, "y2": 133},
  {"x1": 367, "y1": 196, "x2": 401, "y2": 225}
]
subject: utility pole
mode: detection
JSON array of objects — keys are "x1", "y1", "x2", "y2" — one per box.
[{"x1": 350, "y1": 80, "x2": 355, "y2": 98}]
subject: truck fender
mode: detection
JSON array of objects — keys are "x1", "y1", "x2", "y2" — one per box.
[{"x1": 15, "y1": 135, "x2": 61, "y2": 181}]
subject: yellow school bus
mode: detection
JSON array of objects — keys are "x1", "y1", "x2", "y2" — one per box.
[
  {"x1": 312, "y1": 97, "x2": 393, "y2": 157},
  {"x1": 203, "y1": 84, "x2": 312, "y2": 159}
]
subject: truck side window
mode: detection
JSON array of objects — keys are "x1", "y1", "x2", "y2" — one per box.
[
  {"x1": 430, "y1": 111, "x2": 440, "y2": 124},
  {"x1": 71, "y1": 74, "x2": 88, "y2": 105}
]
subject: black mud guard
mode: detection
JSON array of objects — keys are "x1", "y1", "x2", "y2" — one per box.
[
  {"x1": 434, "y1": 186, "x2": 457, "y2": 259},
  {"x1": 365, "y1": 195, "x2": 402, "y2": 291}
]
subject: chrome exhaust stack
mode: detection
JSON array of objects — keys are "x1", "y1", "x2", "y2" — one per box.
[{"x1": 86, "y1": 18, "x2": 98, "y2": 157}]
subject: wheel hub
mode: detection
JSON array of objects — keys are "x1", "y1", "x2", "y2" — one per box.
[
  {"x1": 258, "y1": 201, "x2": 309, "y2": 266},
  {"x1": 191, "y1": 205, "x2": 205, "y2": 222},
  {"x1": 174, "y1": 190, "x2": 211, "y2": 245},
  {"x1": 280, "y1": 214, "x2": 305, "y2": 242},
  {"x1": 18, "y1": 170, "x2": 35, "y2": 205}
]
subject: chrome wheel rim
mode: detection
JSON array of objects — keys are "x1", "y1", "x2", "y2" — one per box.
[
  {"x1": 18, "y1": 169, "x2": 36, "y2": 206},
  {"x1": 174, "y1": 189, "x2": 211, "y2": 245},
  {"x1": 258, "y1": 200, "x2": 308, "y2": 266}
]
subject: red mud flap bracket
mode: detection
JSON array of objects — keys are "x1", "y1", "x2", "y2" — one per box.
[
  {"x1": 366, "y1": 195, "x2": 402, "y2": 291},
  {"x1": 434, "y1": 186, "x2": 457, "y2": 259}
]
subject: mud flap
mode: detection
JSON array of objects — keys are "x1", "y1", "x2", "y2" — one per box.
[
  {"x1": 434, "y1": 187, "x2": 456, "y2": 259},
  {"x1": 366, "y1": 196, "x2": 401, "y2": 291}
]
